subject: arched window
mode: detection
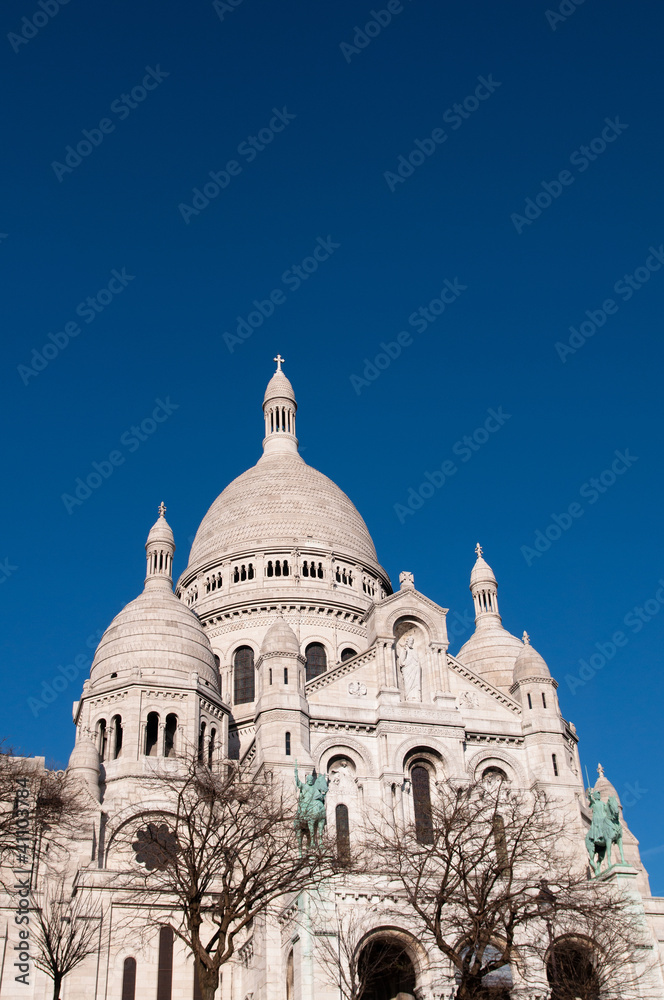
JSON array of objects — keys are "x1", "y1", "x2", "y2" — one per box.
[
  {"x1": 286, "y1": 950, "x2": 294, "y2": 1000},
  {"x1": 97, "y1": 719, "x2": 107, "y2": 760},
  {"x1": 208, "y1": 728, "x2": 216, "y2": 767},
  {"x1": 542, "y1": 692, "x2": 547, "y2": 708},
  {"x1": 411, "y1": 765, "x2": 433, "y2": 844},
  {"x1": 111, "y1": 715, "x2": 123, "y2": 759},
  {"x1": 552, "y1": 754, "x2": 559, "y2": 776},
  {"x1": 144, "y1": 713, "x2": 159, "y2": 757},
  {"x1": 164, "y1": 714, "x2": 177, "y2": 758},
  {"x1": 198, "y1": 722, "x2": 206, "y2": 763},
  {"x1": 234, "y1": 646, "x2": 255, "y2": 704},
  {"x1": 285, "y1": 731, "x2": 291, "y2": 756},
  {"x1": 483, "y1": 766, "x2": 508, "y2": 783},
  {"x1": 335, "y1": 803, "x2": 350, "y2": 863},
  {"x1": 548, "y1": 940, "x2": 599, "y2": 1000},
  {"x1": 121, "y1": 957, "x2": 136, "y2": 1000},
  {"x1": 157, "y1": 925, "x2": 173, "y2": 1000},
  {"x1": 340, "y1": 647, "x2": 356, "y2": 662},
  {"x1": 493, "y1": 814, "x2": 508, "y2": 873},
  {"x1": 305, "y1": 643, "x2": 327, "y2": 682}
]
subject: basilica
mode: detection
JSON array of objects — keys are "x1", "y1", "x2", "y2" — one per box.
[{"x1": 2, "y1": 360, "x2": 664, "y2": 999}]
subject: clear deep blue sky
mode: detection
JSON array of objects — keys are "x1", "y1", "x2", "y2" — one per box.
[{"x1": 2, "y1": 0, "x2": 664, "y2": 886}]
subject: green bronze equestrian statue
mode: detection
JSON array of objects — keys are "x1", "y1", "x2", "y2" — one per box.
[
  {"x1": 585, "y1": 785, "x2": 625, "y2": 876},
  {"x1": 294, "y1": 761, "x2": 328, "y2": 854}
]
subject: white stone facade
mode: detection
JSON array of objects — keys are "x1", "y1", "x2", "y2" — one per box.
[{"x1": 2, "y1": 362, "x2": 664, "y2": 999}]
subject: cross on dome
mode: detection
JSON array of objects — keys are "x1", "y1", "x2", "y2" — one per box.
[
  {"x1": 522, "y1": 630, "x2": 530, "y2": 645},
  {"x1": 475, "y1": 542, "x2": 483, "y2": 558},
  {"x1": 597, "y1": 763, "x2": 605, "y2": 778},
  {"x1": 158, "y1": 501, "x2": 167, "y2": 518},
  {"x1": 273, "y1": 354, "x2": 285, "y2": 372}
]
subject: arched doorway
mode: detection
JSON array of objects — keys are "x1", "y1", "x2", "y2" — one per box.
[
  {"x1": 358, "y1": 939, "x2": 416, "y2": 1000},
  {"x1": 547, "y1": 939, "x2": 600, "y2": 1000}
]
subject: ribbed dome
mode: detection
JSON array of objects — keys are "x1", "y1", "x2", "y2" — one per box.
[
  {"x1": 470, "y1": 554, "x2": 497, "y2": 587},
  {"x1": 90, "y1": 587, "x2": 219, "y2": 690},
  {"x1": 187, "y1": 452, "x2": 380, "y2": 570},
  {"x1": 261, "y1": 618, "x2": 300, "y2": 657},
  {"x1": 264, "y1": 369, "x2": 295, "y2": 404},
  {"x1": 68, "y1": 735, "x2": 100, "y2": 771},
  {"x1": 513, "y1": 640, "x2": 550, "y2": 683},
  {"x1": 457, "y1": 625, "x2": 524, "y2": 690}
]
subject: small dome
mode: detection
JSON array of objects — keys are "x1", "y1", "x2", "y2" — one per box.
[
  {"x1": 513, "y1": 637, "x2": 550, "y2": 683},
  {"x1": 593, "y1": 765, "x2": 622, "y2": 809},
  {"x1": 470, "y1": 555, "x2": 497, "y2": 587},
  {"x1": 146, "y1": 506, "x2": 174, "y2": 547},
  {"x1": 68, "y1": 736, "x2": 100, "y2": 772},
  {"x1": 457, "y1": 624, "x2": 523, "y2": 690},
  {"x1": 261, "y1": 618, "x2": 300, "y2": 657},
  {"x1": 264, "y1": 369, "x2": 295, "y2": 405},
  {"x1": 90, "y1": 587, "x2": 219, "y2": 690}
]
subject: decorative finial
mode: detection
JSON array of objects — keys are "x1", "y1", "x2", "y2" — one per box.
[
  {"x1": 274, "y1": 354, "x2": 285, "y2": 372},
  {"x1": 522, "y1": 630, "x2": 530, "y2": 645},
  {"x1": 158, "y1": 501, "x2": 167, "y2": 518},
  {"x1": 475, "y1": 542, "x2": 483, "y2": 558},
  {"x1": 597, "y1": 763, "x2": 605, "y2": 778}
]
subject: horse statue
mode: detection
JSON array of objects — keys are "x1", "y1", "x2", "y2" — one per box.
[
  {"x1": 585, "y1": 788, "x2": 625, "y2": 875},
  {"x1": 294, "y1": 762, "x2": 328, "y2": 854}
]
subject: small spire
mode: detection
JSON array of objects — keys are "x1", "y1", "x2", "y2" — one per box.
[
  {"x1": 522, "y1": 630, "x2": 530, "y2": 645},
  {"x1": 274, "y1": 353, "x2": 285, "y2": 372},
  {"x1": 475, "y1": 542, "x2": 483, "y2": 558},
  {"x1": 597, "y1": 763, "x2": 605, "y2": 778},
  {"x1": 158, "y1": 501, "x2": 167, "y2": 518}
]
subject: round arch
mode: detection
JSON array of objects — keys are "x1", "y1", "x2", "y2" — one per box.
[
  {"x1": 315, "y1": 736, "x2": 374, "y2": 777},
  {"x1": 465, "y1": 748, "x2": 526, "y2": 786},
  {"x1": 355, "y1": 925, "x2": 429, "y2": 1000},
  {"x1": 394, "y1": 735, "x2": 456, "y2": 780},
  {"x1": 385, "y1": 608, "x2": 443, "y2": 641}
]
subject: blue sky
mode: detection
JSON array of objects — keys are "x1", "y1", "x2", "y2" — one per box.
[{"x1": 2, "y1": 0, "x2": 664, "y2": 886}]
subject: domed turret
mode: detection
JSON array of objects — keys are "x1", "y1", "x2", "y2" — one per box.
[
  {"x1": 260, "y1": 618, "x2": 301, "y2": 657},
  {"x1": 67, "y1": 735, "x2": 100, "y2": 800},
  {"x1": 262, "y1": 353, "x2": 298, "y2": 458},
  {"x1": 513, "y1": 631, "x2": 551, "y2": 683},
  {"x1": 90, "y1": 505, "x2": 219, "y2": 692},
  {"x1": 456, "y1": 545, "x2": 522, "y2": 689}
]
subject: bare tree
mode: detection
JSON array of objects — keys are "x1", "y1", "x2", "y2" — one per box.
[
  {"x1": 0, "y1": 745, "x2": 78, "y2": 874},
  {"x1": 31, "y1": 876, "x2": 102, "y2": 1000},
  {"x1": 367, "y1": 779, "x2": 654, "y2": 1000},
  {"x1": 121, "y1": 754, "x2": 335, "y2": 1000}
]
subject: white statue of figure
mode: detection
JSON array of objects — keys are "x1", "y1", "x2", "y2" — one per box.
[{"x1": 399, "y1": 636, "x2": 422, "y2": 702}]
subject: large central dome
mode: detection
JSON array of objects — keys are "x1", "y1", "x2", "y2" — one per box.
[{"x1": 188, "y1": 451, "x2": 380, "y2": 568}]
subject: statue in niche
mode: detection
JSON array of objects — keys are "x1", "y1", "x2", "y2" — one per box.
[
  {"x1": 329, "y1": 759, "x2": 356, "y2": 796},
  {"x1": 398, "y1": 636, "x2": 422, "y2": 702}
]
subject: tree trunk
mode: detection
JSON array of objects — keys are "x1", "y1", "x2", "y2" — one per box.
[
  {"x1": 196, "y1": 960, "x2": 220, "y2": 1000},
  {"x1": 52, "y1": 973, "x2": 63, "y2": 1000}
]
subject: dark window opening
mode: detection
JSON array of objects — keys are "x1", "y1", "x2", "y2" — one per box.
[
  {"x1": 527, "y1": 693, "x2": 533, "y2": 709},
  {"x1": 197, "y1": 722, "x2": 206, "y2": 763},
  {"x1": 340, "y1": 647, "x2": 356, "y2": 662},
  {"x1": 145, "y1": 713, "x2": 159, "y2": 757},
  {"x1": 97, "y1": 718, "x2": 107, "y2": 760},
  {"x1": 208, "y1": 728, "x2": 216, "y2": 767},
  {"x1": 285, "y1": 732, "x2": 291, "y2": 756},
  {"x1": 542, "y1": 692, "x2": 547, "y2": 708},
  {"x1": 358, "y1": 940, "x2": 416, "y2": 1000},
  {"x1": 412, "y1": 765, "x2": 434, "y2": 844},
  {"x1": 552, "y1": 754, "x2": 559, "y2": 777},
  {"x1": 336, "y1": 803, "x2": 350, "y2": 863},
  {"x1": 305, "y1": 642, "x2": 327, "y2": 682},
  {"x1": 156, "y1": 925, "x2": 173, "y2": 1000},
  {"x1": 121, "y1": 957, "x2": 136, "y2": 1000},
  {"x1": 112, "y1": 715, "x2": 123, "y2": 759},
  {"x1": 234, "y1": 646, "x2": 255, "y2": 704},
  {"x1": 284, "y1": 667, "x2": 288, "y2": 685},
  {"x1": 493, "y1": 814, "x2": 509, "y2": 873},
  {"x1": 267, "y1": 561, "x2": 274, "y2": 577},
  {"x1": 164, "y1": 714, "x2": 177, "y2": 758}
]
